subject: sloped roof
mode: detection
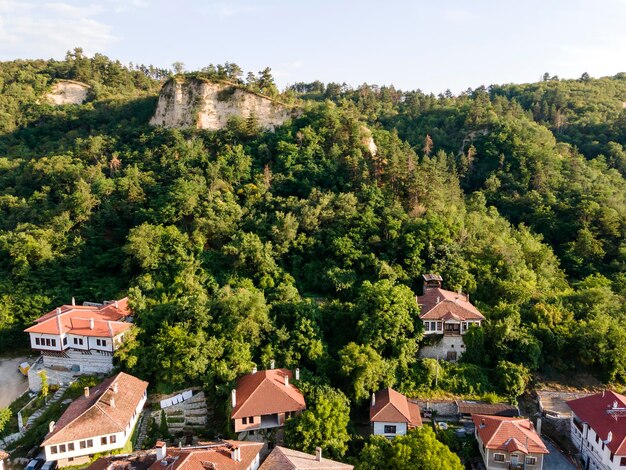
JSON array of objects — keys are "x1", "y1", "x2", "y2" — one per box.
[
  {"x1": 148, "y1": 442, "x2": 263, "y2": 470},
  {"x1": 418, "y1": 288, "x2": 484, "y2": 321},
  {"x1": 370, "y1": 388, "x2": 422, "y2": 427},
  {"x1": 42, "y1": 372, "x2": 148, "y2": 446},
  {"x1": 567, "y1": 390, "x2": 626, "y2": 456},
  {"x1": 0, "y1": 450, "x2": 9, "y2": 460},
  {"x1": 458, "y1": 401, "x2": 518, "y2": 417},
  {"x1": 472, "y1": 415, "x2": 549, "y2": 455},
  {"x1": 25, "y1": 298, "x2": 131, "y2": 338},
  {"x1": 259, "y1": 446, "x2": 353, "y2": 470},
  {"x1": 231, "y1": 369, "x2": 306, "y2": 419}
]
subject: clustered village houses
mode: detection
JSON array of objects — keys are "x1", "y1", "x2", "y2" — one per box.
[{"x1": 1, "y1": 274, "x2": 624, "y2": 470}]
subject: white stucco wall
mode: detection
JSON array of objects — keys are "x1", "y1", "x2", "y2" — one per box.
[{"x1": 372, "y1": 421, "x2": 408, "y2": 438}]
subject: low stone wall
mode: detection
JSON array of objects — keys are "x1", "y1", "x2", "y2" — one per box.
[
  {"x1": 419, "y1": 335, "x2": 466, "y2": 361},
  {"x1": 42, "y1": 349, "x2": 113, "y2": 374},
  {"x1": 152, "y1": 391, "x2": 208, "y2": 434}
]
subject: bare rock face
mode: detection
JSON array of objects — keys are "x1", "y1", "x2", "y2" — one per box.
[
  {"x1": 150, "y1": 78, "x2": 298, "y2": 131},
  {"x1": 46, "y1": 80, "x2": 90, "y2": 105},
  {"x1": 361, "y1": 125, "x2": 378, "y2": 156}
]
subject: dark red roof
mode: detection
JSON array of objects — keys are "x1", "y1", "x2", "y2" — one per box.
[
  {"x1": 418, "y1": 288, "x2": 484, "y2": 321},
  {"x1": 567, "y1": 391, "x2": 626, "y2": 456},
  {"x1": 370, "y1": 388, "x2": 422, "y2": 427},
  {"x1": 231, "y1": 369, "x2": 306, "y2": 419},
  {"x1": 472, "y1": 415, "x2": 548, "y2": 455}
]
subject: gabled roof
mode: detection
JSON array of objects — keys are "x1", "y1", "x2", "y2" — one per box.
[
  {"x1": 567, "y1": 390, "x2": 626, "y2": 456},
  {"x1": 25, "y1": 298, "x2": 131, "y2": 338},
  {"x1": 472, "y1": 415, "x2": 548, "y2": 455},
  {"x1": 369, "y1": 388, "x2": 422, "y2": 427},
  {"x1": 259, "y1": 446, "x2": 353, "y2": 470},
  {"x1": 147, "y1": 442, "x2": 263, "y2": 470},
  {"x1": 42, "y1": 372, "x2": 148, "y2": 446},
  {"x1": 231, "y1": 369, "x2": 306, "y2": 419},
  {"x1": 418, "y1": 288, "x2": 484, "y2": 321}
]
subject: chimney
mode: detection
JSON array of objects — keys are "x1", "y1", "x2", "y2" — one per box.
[
  {"x1": 614, "y1": 401, "x2": 619, "y2": 409},
  {"x1": 89, "y1": 318, "x2": 94, "y2": 330},
  {"x1": 230, "y1": 446, "x2": 241, "y2": 462},
  {"x1": 436, "y1": 296, "x2": 440, "y2": 304},
  {"x1": 115, "y1": 300, "x2": 119, "y2": 309},
  {"x1": 231, "y1": 389, "x2": 236, "y2": 408},
  {"x1": 270, "y1": 360, "x2": 275, "y2": 370},
  {"x1": 252, "y1": 366, "x2": 257, "y2": 374},
  {"x1": 284, "y1": 375, "x2": 289, "y2": 387},
  {"x1": 315, "y1": 447, "x2": 322, "y2": 462},
  {"x1": 606, "y1": 431, "x2": 613, "y2": 444},
  {"x1": 84, "y1": 386, "x2": 90, "y2": 398},
  {"x1": 155, "y1": 441, "x2": 167, "y2": 461},
  {"x1": 71, "y1": 297, "x2": 76, "y2": 306},
  {"x1": 56, "y1": 307, "x2": 61, "y2": 315},
  {"x1": 480, "y1": 419, "x2": 486, "y2": 428},
  {"x1": 602, "y1": 390, "x2": 606, "y2": 398},
  {"x1": 113, "y1": 382, "x2": 118, "y2": 393},
  {"x1": 536, "y1": 417, "x2": 542, "y2": 436},
  {"x1": 49, "y1": 421, "x2": 55, "y2": 433},
  {"x1": 295, "y1": 368, "x2": 300, "y2": 381},
  {"x1": 110, "y1": 397, "x2": 116, "y2": 408},
  {"x1": 371, "y1": 393, "x2": 376, "y2": 407}
]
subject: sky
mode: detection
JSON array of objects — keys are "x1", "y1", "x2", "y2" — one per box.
[{"x1": 1, "y1": 0, "x2": 626, "y2": 94}]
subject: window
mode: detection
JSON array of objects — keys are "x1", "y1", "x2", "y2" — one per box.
[
  {"x1": 384, "y1": 425, "x2": 397, "y2": 434},
  {"x1": 87, "y1": 439, "x2": 93, "y2": 448},
  {"x1": 102, "y1": 340, "x2": 107, "y2": 346},
  {"x1": 494, "y1": 454, "x2": 505, "y2": 462},
  {"x1": 424, "y1": 322, "x2": 430, "y2": 331},
  {"x1": 63, "y1": 337, "x2": 67, "y2": 345},
  {"x1": 51, "y1": 339, "x2": 56, "y2": 347},
  {"x1": 525, "y1": 457, "x2": 537, "y2": 465},
  {"x1": 45, "y1": 338, "x2": 51, "y2": 346},
  {"x1": 596, "y1": 434, "x2": 600, "y2": 443},
  {"x1": 436, "y1": 322, "x2": 442, "y2": 331},
  {"x1": 110, "y1": 435, "x2": 116, "y2": 444},
  {"x1": 101, "y1": 437, "x2": 108, "y2": 445},
  {"x1": 59, "y1": 444, "x2": 66, "y2": 453},
  {"x1": 68, "y1": 443, "x2": 74, "y2": 451},
  {"x1": 80, "y1": 441, "x2": 87, "y2": 449},
  {"x1": 249, "y1": 416, "x2": 255, "y2": 424},
  {"x1": 35, "y1": 338, "x2": 41, "y2": 346},
  {"x1": 242, "y1": 417, "x2": 247, "y2": 425},
  {"x1": 73, "y1": 338, "x2": 78, "y2": 345},
  {"x1": 620, "y1": 456, "x2": 626, "y2": 466},
  {"x1": 50, "y1": 446, "x2": 58, "y2": 454}
]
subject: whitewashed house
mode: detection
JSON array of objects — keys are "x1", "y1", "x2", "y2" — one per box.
[
  {"x1": 567, "y1": 390, "x2": 626, "y2": 470},
  {"x1": 417, "y1": 274, "x2": 484, "y2": 361},
  {"x1": 369, "y1": 388, "x2": 422, "y2": 438},
  {"x1": 24, "y1": 298, "x2": 132, "y2": 381},
  {"x1": 42, "y1": 372, "x2": 148, "y2": 467}
]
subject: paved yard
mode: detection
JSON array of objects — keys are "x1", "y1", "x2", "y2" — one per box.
[
  {"x1": 543, "y1": 438, "x2": 578, "y2": 469},
  {"x1": 0, "y1": 356, "x2": 29, "y2": 408}
]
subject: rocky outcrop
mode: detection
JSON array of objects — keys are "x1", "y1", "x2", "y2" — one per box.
[
  {"x1": 46, "y1": 80, "x2": 90, "y2": 105},
  {"x1": 150, "y1": 78, "x2": 298, "y2": 131},
  {"x1": 361, "y1": 125, "x2": 378, "y2": 156}
]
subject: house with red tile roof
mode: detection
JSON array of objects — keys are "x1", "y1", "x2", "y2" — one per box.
[
  {"x1": 231, "y1": 367, "x2": 306, "y2": 435},
  {"x1": 370, "y1": 388, "x2": 422, "y2": 438},
  {"x1": 148, "y1": 441, "x2": 263, "y2": 470},
  {"x1": 417, "y1": 275, "x2": 485, "y2": 361},
  {"x1": 260, "y1": 446, "x2": 353, "y2": 469},
  {"x1": 567, "y1": 390, "x2": 626, "y2": 470},
  {"x1": 42, "y1": 372, "x2": 148, "y2": 467},
  {"x1": 472, "y1": 415, "x2": 548, "y2": 469},
  {"x1": 24, "y1": 298, "x2": 132, "y2": 377}
]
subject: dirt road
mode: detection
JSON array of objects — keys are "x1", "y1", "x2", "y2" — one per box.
[{"x1": 0, "y1": 356, "x2": 30, "y2": 408}]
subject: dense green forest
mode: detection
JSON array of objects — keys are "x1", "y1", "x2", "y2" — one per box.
[{"x1": 1, "y1": 50, "x2": 626, "y2": 425}]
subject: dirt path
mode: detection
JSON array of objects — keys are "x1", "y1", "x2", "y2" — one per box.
[{"x1": 0, "y1": 356, "x2": 30, "y2": 408}]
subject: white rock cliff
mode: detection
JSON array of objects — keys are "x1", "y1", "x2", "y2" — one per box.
[
  {"x1": 150, "y1": 78, "x2": 298, "y2": 131},
  {"x1": 46, "y1": 80, "x2": 90, "y2": 105}
]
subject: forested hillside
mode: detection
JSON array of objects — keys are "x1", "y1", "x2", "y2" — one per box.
[{"x1": 1, "y1": 50, "x2": 625, "y2": 421}]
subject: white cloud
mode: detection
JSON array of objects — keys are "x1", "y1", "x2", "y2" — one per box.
[{"x1": 0, "y1": 0, "x2": 118, "y2": 59}]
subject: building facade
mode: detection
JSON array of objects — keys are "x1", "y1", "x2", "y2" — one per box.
[
  {"x1": 567, "y1": 391, "x2": 626, "y2": 470},
  {"x1": 370, "y1": 388, "x2": 422, "y2": 438}
]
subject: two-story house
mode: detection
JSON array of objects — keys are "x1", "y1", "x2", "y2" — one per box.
[
  {"x1": 417, "y1": 274, "x2": 484, "y2": 361},
  {"x1": 473, "y1": 414, "x2": 549, "y2": 469},
  {"x1": 231, "y1": 367, "x2": 306, "y2": 436},
  {"x1": 24, "y1": 298, "x2": 132, "y2": 383},
  {"x1": 42, "y1": 372, "x2": 148, "y2": 467},
  {"x1": 567, "y1": 390, "x2": 626, "y2": 470},
  {"x1": 370, "y1": 388, "x2": 422, "y2": 438}
]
